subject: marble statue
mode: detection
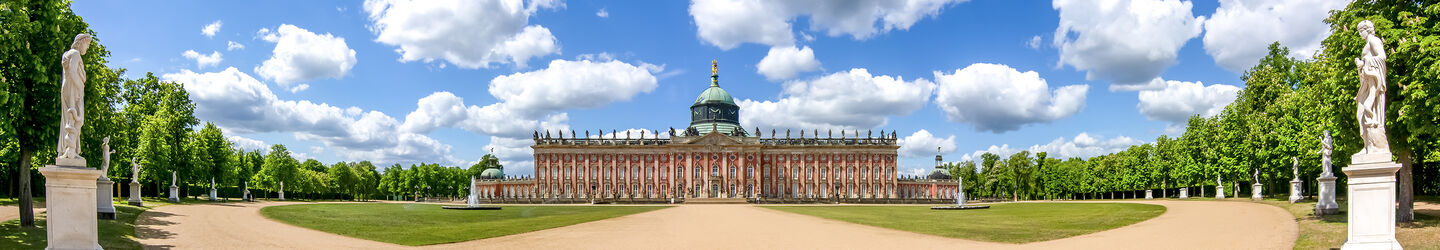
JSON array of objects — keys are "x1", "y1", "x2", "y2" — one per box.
[
  {"x1": 1341, "y1": 20, "x2": 1403, "y2": 249},
  {"x1": 96, "y1": 136, "x2": 116, "y2": 219},
  {"x1": 1215, "y1": 175, "x2": 1225, "y2": 199},
  {"x1": 1290, "y1": 157, "x2": 1304, "y2": 203},
  {"x1": 130, "y1": 157, "x2": 141, "y2": 181},
  {"x1": 55, "y1": 34, "x2": 92, "y2": 165},
  {"x1": 100, "y1": 137, "x2": 113, "y2": 178},
  {"x1": 1253, "y1": 168, "x2": 1259, "y2": 184},
  {"x1": 1320, "y1": 130, "x2": 1333, "y2": 177},
  {"x1": 168, "y1": 170, "x2": 179, "y2": 203},
  {"x1": 1292, "y1": 157, "x2": 1299, "y2": 180},
  {"x1": 129, "y1": 157, "x2": 143, "y2": 206},
  {"x1": 1354, "y1": 20, "x2": 1390, "y2": 156}
]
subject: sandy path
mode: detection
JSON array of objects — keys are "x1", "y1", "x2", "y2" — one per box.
[
  {"x1": 2, "y1": 203, "x2": 46, "y2": 222},
  {"x1": 1417, "y1": 201, "x2": 1440, "y2": 217},
  {"x1": 136, "y1": 200, "x2": 1297, "y2": 249}
]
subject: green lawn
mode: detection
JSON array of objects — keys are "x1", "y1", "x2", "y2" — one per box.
[
  {"x1": 260, "y1": 204, "x2": 670, "y2": 246},
  {"x1": 764, "y1": 203, "x2": 1165, "y2": 243}
]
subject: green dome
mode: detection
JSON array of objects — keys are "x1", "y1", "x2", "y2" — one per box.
[
  {"x1": 479, "y1": 168, "x2": 505, "y2": 179},
  {"x1": 927, "y1": 168, "x2": 951, "y2": 180},
  {"x1": 694, "y1": 86, "x2": 735, "y2": 105}
]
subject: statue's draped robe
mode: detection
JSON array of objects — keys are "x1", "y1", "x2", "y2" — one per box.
[
  {"x1": 1356, "y1": 34, "x2": 1388, "y2": 154},
  {"x1": 57, "y1": 49, "x2": 86, "y2": 159}
]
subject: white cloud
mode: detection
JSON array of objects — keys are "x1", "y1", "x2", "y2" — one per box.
[
  {"x1": 898, "y1": 129, "x2": 956, "y2": 157},
  {"x1": 1137, "y1": 79, "x2": 1241, "y2": 124},
  {"x1": 933, "y1": 63, "x2": 1089, "y2": 133},
  {"x1": 1052, "y1": 0, "x2": 1204, "y2": 87},
  {"x1": 1202, "y1": 0, "x2": 1348, "y2": 73},
  {"x1": 756, "y1": 45, "x2": 821, "y2": 81},
  {"x1": 227, "y1": 41, "x2": 245, "y2": 51},
  {"x1": 397, "y1": 59, "x2": 660, "y2": 175},
  {"x1": 181, "y1": 50, "x2": 223, "y2": 69},
  {"x1": 739, "y1": 68, "x2": 935, "y2": 131},
  {"x1": 689, "y1": 0, "x2": 967, "y2": 49},
  {"x1": 959, "y1": 132, "x2": 1144, "y2": 162},
  {"x1": 1027, "y1": 35, "x2": 1042, "y2": 49},
  {"x1": 254, "y1": 24, "x2": 358, "y2": 88},
  {"x1": 363, "y1": 0, "x2": 562, "y2": 68},
  {"x1": 596, "y1": 7, "x2": 609, "y2": 18},
  {"x1": 202, "y1": 20, "x2": 222, "y2": 37},
  {"x1": 227, "y1": 135, "x2": 269, "y2": 153},
  {"x1": 162, "y1": 67, "x2": 463, "y2": 166}
]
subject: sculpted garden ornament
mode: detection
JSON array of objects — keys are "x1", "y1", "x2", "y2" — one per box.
[
  {"x1": 97, "y1": 137, "x2": 117, "y2": 219},
  {"x1": 38, "y1": 33, "x2": 105, "y2": 250},
  {"x1": 1341, "y1": 20, "x2": 1403, "y2": 249},
  {"x1": 1316, "y1": 130, "x2": 1339, "y2": 215},
  {"x1": 56, "y1": 34, "x2": 92, "y2": 166}
]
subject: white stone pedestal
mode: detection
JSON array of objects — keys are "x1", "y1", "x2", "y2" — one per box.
[
  {"x1": 1179, "y1": 187, "x2": 1189, "y2": 199},
  {"x1": 40, "y1": 165, "x2": 104, "y2": 250},
  {"x1": 168, "y1": 184, "x2": 179, "y2": 203},
  {"x1": 1290, "y1": 179, "x2": 1304, "y2": 203},
  {"x1": 1252, "y1": 184, "x2": 1264, "y2": 201},
  {"x1": 96, "y1": 178, "x2": 116, "y2": 220},
  {"x1": 129, "y1": 181, "x2": 143, "y2": 206},
  {"x1": 1317, "y1": 176, "x2": 1338, "y2": 215},
  {"x1": 1216, "y1": 185, "x2": 1225, "y2": 199},
  {"x1": 209, "y1": 187, "x2": 217, "y2": 201},
  {"x1": 1145, "y1": 190, "x2": 1153, "y2": 200},
  {"x1": 1341, "y1": 154, "x2": 1403, "y2": 249}
]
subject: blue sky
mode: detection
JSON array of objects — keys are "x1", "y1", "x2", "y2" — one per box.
[{"x1": 71, "y1": 0, "x2": 1349, "y2": 176}]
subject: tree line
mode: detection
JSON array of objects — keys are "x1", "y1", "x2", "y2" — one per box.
[
  {"x1": 0, "y1": 0, "x2": 504, "y2": 227},
  {"x1": 944, "y1": 1, "x2": 1439, "y2": 222}
]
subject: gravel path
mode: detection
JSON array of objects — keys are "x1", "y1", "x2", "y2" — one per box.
[{"x1": 135, "y1": 200, "x2": 1297, "y2": 249}]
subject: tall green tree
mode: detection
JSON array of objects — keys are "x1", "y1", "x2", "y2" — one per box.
[
  {"x1": 257, "y1": 144, "x2": 297, "y2": 196},
  {"x1": 0, "y1": 0, "x2": 115, "y2": 227}
]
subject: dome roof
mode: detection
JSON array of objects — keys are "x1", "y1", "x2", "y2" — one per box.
[
  {"x1": 927, "y1": 168, "x2": 951, "y2": 180},
  {"x1": 479, "y1": 168, "x2": 505, "y2": 179},
  {"x1": 694, "y1": 86, "x2": 736, "y2": 106}
]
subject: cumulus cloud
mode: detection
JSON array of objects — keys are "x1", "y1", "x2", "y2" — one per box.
[
  {"x1": 898, "y1": 129, "x2": 956, "y2": 157},
  {"x1": 202, "y1": 20, "x2": 222, "y2": 37},
  {"x1": 756, "y1": 45, "x2": 821, "y2": 81},
  {"x1": 959, "y1": 132, "x2": 1144, "y2": 162},
  {"x1": 398, "y1": 59, "x2": 660, "y2": 173},
  {"x1": 1052, "y1": 0, "x2": 1204, "y2": 87},
  {"x1": 1137, "y1": 79, "x2": 1241, "y2": 124},
  {"x1": 254, "y1": 24, "x2": 357, "y2": 88},
  {"x1": 596, "y1": 8, "x2": 609, "y2": 18},
  {"x1": 227, "y1": 135, "x2": 269, "y2": 153},
  {"x1": 933, "y1": 63, "x2": 1089, "y2": 133},
  {"x1": 181, "y1": 50, "x2": 223, "y2": 69},
  {"x1": 689, "y1": 0, "x2": 967, "y2": 49},
  {"x1": 226, "y1": 41, "x2": 245, "y2": 51},
  {"x1": 363, "y1": 0, "x2": 562, "y2": 68},
  {"x1": 1027, "y1": 35, "x2": 1042, "y2": 49},
  {"x1": 163, "y1": 67, "x2": 462, "y2": 166},
  {"x1": 1202, "y1": 0, "x2": 1348, "y2": 73},
  {"x1": 739, "y1": 68, "x2": 935, "y2": 131}
]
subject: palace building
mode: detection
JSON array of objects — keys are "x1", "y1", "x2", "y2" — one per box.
[{"x1": 475, "y1": 61, "x2": 958, "y2": 203}]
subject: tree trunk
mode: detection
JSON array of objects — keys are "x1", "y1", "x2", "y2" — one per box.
[
  {"x1": 1397, "y1": 149, "x2": 1414, "y2": 223},
  {"x1": 18, "y1": 149, "x2": 34, "y2": 227}
]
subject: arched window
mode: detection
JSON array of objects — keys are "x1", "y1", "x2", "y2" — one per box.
[{"x1": 711, "y1": 166, "x2": 719, "y2": 177}]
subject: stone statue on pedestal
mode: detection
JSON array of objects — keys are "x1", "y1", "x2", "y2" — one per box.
[
  {"x1": 1316, "y1": 130, "x2": 1338, "y2": 215},
  {"x1": 1341, "y1": 20, "x2": 1403, "y2": 249},
  {"x1": 96, "y1": 137, "x2": 116, "y2": 219},
  {"x1": 1215, "y1": 175, "x2": 1225, "y2": 199},
  {"x1": 129, "y1": 157, "x2": 143, "y2": 206},
  {"x1": 168, "y1": 170, "x2": 179, "y2": 203},
  {"x1": 38, "y1": 33, "x2": 105, "y2": 250}
]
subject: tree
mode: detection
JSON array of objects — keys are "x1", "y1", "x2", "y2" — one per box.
[
  {"x1": 328, "y1": 162, "x2": 357, "y2": 200},
  {"x1": 257, "y1": 144, "x2": 298, "y2": 197},
  {"x1": 193, "y1": 123, "x2": 230, "y2": 193},
  {"x1": 0, "y1": 0, "x2": 112, "y2": 226}
]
